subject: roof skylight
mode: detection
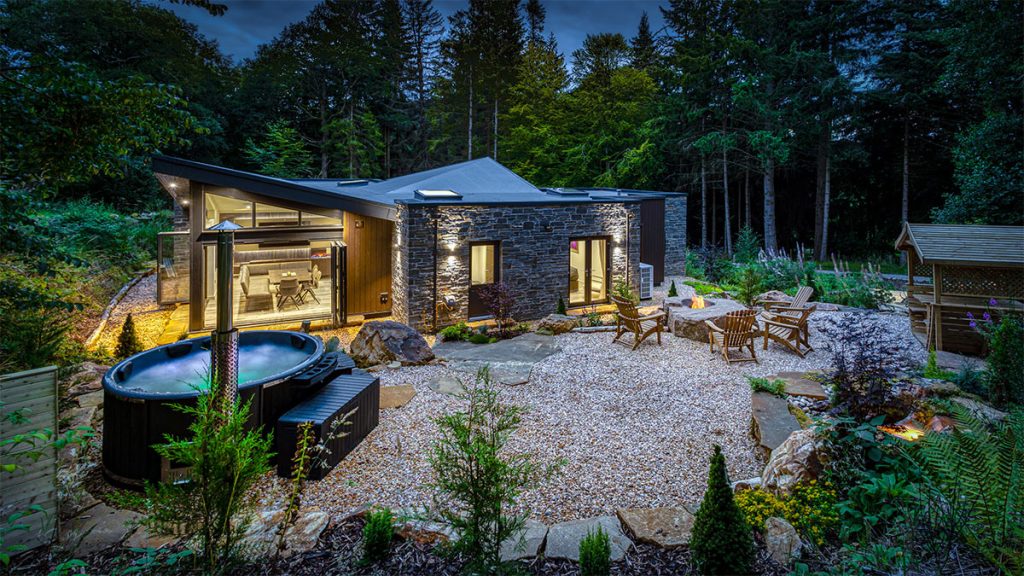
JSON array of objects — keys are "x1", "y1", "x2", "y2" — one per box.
[{"x1": 415, "y1": 189, "x2": 462, "y2": 200}]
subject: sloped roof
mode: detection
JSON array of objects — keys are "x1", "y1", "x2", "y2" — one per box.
[{"x1": 895, "y1": 223, "x2": 1024, "y2": 267}]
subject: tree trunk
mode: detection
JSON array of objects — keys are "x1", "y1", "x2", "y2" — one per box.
[
  {"x1": 744, "y1": 167, "x2": 751, "y2": 229},
  {"x1": 821, "y1": 152, "x2": 831, "y2": 260},
  {"x1": 348, "y1": 104, "x2": 355, "y2": 178},
  {"x1": 493, "y1": 98, "x2": 498, "y2": 160},
  {"x1": 319, "y1": 92, "x2": 329, "y2": 178},
  {"x1": 712, "y1": 166, "x2": 717, "y2": 246},
  {"x1": 763, "y1": 159, "x2": 777, "y2": 251},
  {"x1": 467, "y1": 67, "x2": 474, "y2": 160},
  {"x1": 722, "y1": 144, "x2": 732, "y2": 255},
  {"x1": 701, "y1": 156, "x2": 708, "y2": 248},
  {"x1": 814, "y1": 126, "x2": 829, "y2": 260},
  {"x1": 902, "y1": 119, "x2": 909, "y2": 224}
]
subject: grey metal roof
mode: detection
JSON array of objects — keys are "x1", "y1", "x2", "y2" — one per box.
[
  {"x1": 152, "y1": 156, "x2": 684, "y2": 217},
  {"x1": 896, "y1": 223, "x2": 1024, "y2": 267}
]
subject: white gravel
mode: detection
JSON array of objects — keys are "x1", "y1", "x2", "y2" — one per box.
[
  {"x1": 286, "y1": 309, "x2": 927, "y2": 524},
  {"x1": 92, "y1": 274, "x2": 172, "y2": 354}
]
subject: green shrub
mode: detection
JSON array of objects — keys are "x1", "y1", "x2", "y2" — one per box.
[
  {"x1": 913, "y1": 406, "x2": 1024, "y2": 572},
  {"x1": 685, "y1": 250, "x2": 706, "y2": 279},
  {"x1": 667, "y1": 280, "x2": 678, "y2": 297},
  {"x1": 138, "y1": 378, "x2": 273, "y2": 574},
  {"x1": 439, "y1": 321, "x2": 473, "y2": 342},
  {"x1": 578, "y1": 526, "x2": 611, "y2": 576},
  {"x1": 748, "y1": 376, "x2": 786, "y2": 397},
  {"x1": 733, "y1": 266, "x2": 763, "y2": 306},
  {"x1": 836, "y1": 473, "x2": 918, "y2": 543},
  {"x1": 813, "y1": 266, "x2": 893, "y2": 309},
  {"x1": 922, "y1": 349, "x2": 956, "y2": 381},
  {"x1": 361, "y1": 507, "x2": 394, "y2": 564},
  {"x1": 613, "y1": 279, "x2": 637, "y2": 303},
  {"x1": 684, "y1": 280, "x2": 721, "y2": 296},
  {"x1": 691, "y1": 445, "x2": 755, "y2": 575},
  {"x1": 735, "y1": 488, "x2": 785, "y2": 531},
  {"x1": 115, "y1": 313, "x2": 143, "y2": 359},
  {"x1": 735, "y1": 482, "x2": 838, "y2": 547},
  {"x1": 690, "y1": 246, "x2": 734, "y2": 284},
  {"x1": 468, "y1": 333, "x2": 496, "y2": 345},
  {"x1": 428, "y1": 368, "x2": 558, "y2": 573},
  {"x1": 952, "y1": 360, "x2": 987, "y2": 397},
  {"x1": 982, "y1": 315, "x2": 1024, "y2": 407},
  {"x1": 556, "y1": 296, "x2": 567, "y2": 315},
  {"x1": 755, "y1": 255, "x2": 816, "y2": 292},
  {"x1": 0, "y1": 306, "x2": 70, "y2": 372},
  {"x1": 734, "y1": 226, "x2": 761, "y2": 264}
]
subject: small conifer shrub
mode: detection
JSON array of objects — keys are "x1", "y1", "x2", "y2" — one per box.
[
  {"x1": 361, "y1": 507, "x2": 394, "y2": 564},
  {"x1": 691, "y1": 445, "x2": 755, "y2": 575},
  {"x1": 556, "y1": 296, "x2": 567, "y2": 315},
  {"x1": 579, "y1": 525, "x2": 611, "y2": 576},
  {"x1": 115, "y1": 313, "x2": 143, "y2": 359},
  {"x1": 668, "y1": 280, "x2": 678, "y2": 297}
]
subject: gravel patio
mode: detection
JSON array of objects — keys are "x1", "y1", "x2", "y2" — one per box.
[{"x1": 286, "y1": 309, "x2": 926, "y2": 524}]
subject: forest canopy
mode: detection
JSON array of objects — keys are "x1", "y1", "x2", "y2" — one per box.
[{"x1": 1, "y1": 0, "x2": 1022, "y2": 257}]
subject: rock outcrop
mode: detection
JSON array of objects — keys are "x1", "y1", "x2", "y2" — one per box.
[{"x1": 350, "y1": 320, "x2": 434, "y2": 367}]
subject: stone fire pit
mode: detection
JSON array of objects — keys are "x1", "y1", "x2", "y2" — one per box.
[{"x1": 663, "y1": 296, "x2": 749, "y2": 342}]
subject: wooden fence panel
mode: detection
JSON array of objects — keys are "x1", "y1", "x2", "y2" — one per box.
[{"x1": 1, "y1": 366, "x2": 59, "y2": 553}]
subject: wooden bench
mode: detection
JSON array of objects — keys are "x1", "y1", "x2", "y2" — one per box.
[{"x1": 275, "y1": 370, "x2": 380, "y2": 480}]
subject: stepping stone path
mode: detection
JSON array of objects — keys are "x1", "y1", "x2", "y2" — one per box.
[
  {"x1": 750, "y1": 392, "x2": 801, "y2": 456},
  {"x1": 616, "y1": 507, "x2": 695, "y2": 549},
  {"x1": 379, "y1": 385, "x2": 417, "y2": 409},
  {"x1": 427, "y1": 374, "x2": 468, "y2": 396},
  {"x1": 432, "y1": 333, "x2": 560, "y2": 386},
  {"x1": 545, "y1": 515, "x2": 632, "y2": 561},
  {"x1": 500, "y1": 519, "x2": 548, "y2": 562},
  {"x1": 62, "y1": 503, "x2": 141, "y2": 555},
  {"x1": 776, "y1": 371, "x2": 828, "y2": 400}
]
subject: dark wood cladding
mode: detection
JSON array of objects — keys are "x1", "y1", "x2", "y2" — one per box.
[
  {"x1": 640, "y1": 198, "x2": 666, "y2": 284},
  {"x1": 343, "y1": 212, "x2": 393, "y2": 316}
]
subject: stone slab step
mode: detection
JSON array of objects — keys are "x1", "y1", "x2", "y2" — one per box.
[
  {"x1": 616, "y1": 507, "x2": 694, "y2": 549},
  {"x1": 751, "y1": 392, "x2": 801, "y2": 456},
  {"x1": 380, "y1": 385, "x2": 416, "y2": 409},
  {"x1": 776, "y1": 372, "x2": 828, "y2": 400},
  {"x1": 545, "y1": 515, "x2": 632, "y2": 561}
]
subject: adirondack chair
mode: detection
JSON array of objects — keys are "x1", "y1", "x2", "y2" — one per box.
[
  {"x1": 706, "y1": 309, "x2": 760, "y2": 364},
  {"x1": 611, "y1": 295, "x2": 667, "y2": 350},
  {"x1": 759, "y1": 285, "x2": 814, "y2": 313},
  {"x1": 762, "y1": 304, "x2": 817, "y2": 358}
]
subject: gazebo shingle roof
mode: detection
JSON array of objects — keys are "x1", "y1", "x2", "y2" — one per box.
[{"x1": 896, "y1": 223, "x2": 1024, "y2": 267}]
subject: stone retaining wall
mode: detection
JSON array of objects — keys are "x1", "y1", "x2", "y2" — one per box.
[{"x1": 393, "y1": 202, "x2": 642, "y2": 331}]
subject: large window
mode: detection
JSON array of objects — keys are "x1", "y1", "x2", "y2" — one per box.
[
  {"x1": 204, "y1": 193, "x2": 253, "y2": 228},
  {"x1": 469, "y1": 242, "x2": 499, "y2": 317},
  {"x1": 255, "y1": 203, "x2": 299, "y2": 227}
]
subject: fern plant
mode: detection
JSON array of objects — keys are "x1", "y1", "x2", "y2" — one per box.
[{"x1": 912, "y1": 405, "x2": 1023, "y2": 573}]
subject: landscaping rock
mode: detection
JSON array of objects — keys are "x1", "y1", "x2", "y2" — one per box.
[
  {"x1": 668, "y1": 298, "x2": 749, "y2": 342},
  {"x1": 380, "y1": 385, "x2": 417, "y2": 409},
  {"x1": 499, "y1": 519, "x2": 548, "y2": 561},
  {"x1": 764, "y1": 517, "x2": 802, "y2": 565},
  {"x1": 76, "y1": 391, "x2": 104, "y2": 410},
  {"x1": 66, "y1": 362, "x2": 108, "y2": 398},
  {"x1": 62, "y1": 503, "x2": 141, "y2": 556},
  {"x1": 124, "y1": 526, "x2": 179, "y2": 550},
  {"x1": 537, "y1": 314, "x2": 578, "y2": 335},
  {"x1": 545, "y1": 516, "x2": 631, "y2": 561},
  {"x1": 350, "y1": 321, "x2": 434, "y2": 367},
  {"x1": 762, "y1": 429, "x2": 823, "y2": 497},
  {"x1": 732, "y1": 477, "x2": 762, "y2": 492},
  {"x1": 241, "y1": 508, "x2": 329, "y2": 558},
  {"x1": 394, "y1": 507, "x2": 458, "y2": 545},
  {"x1": 616, "y1": 507, "x2": 694, "y2": 549},
  {"x1": 756, "y1": 291, "x2": 791, "y2": 306},
  {"x1": 951, "y1": 397, "x2": 1007, "y2": 421},
  {"x1": 750, "y1": 392, "x2": 801, "y2": 456},
  {"x1": 918, "y1": 378, "x2": 960, "y2": 397},
  {"x1": 427, "y1": 374, "x2": 467, "y2": 396},
  {"x1": 776, "y1": 372, "x2": 828, "y2": 400},
  {"x1": 433, "y1": 332, "x2": 559, "y2": 386}
]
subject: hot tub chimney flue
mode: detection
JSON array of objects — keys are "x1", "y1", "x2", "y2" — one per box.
[{"x1": 209, "y1": 220, "x2": 242, "y2": 413}]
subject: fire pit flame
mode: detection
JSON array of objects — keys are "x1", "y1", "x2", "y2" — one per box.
[{"x1": 690, "y1": 295, "x2": 707, "y2": 309}]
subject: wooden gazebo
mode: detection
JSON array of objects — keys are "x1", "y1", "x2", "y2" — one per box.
[{"x1": 896, "y1": 223, "x2": 1024, "y2": 355}]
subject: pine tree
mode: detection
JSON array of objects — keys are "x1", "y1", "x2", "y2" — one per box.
[
  {"x1": 690, "y1": 445, "x2": 754, "y2": 575},
  {"x1": 667, "y1": 280, "x2": 678, "y2": 298},
  {"x1": 630, "y1": 11, "x2": 658, "y2": 73},
  {"x1": 115, "y1": 313, "x2": 144, "y2": 359},
  {"x1": 243, "y1": 120, "x2": 315, "y2": 178}
]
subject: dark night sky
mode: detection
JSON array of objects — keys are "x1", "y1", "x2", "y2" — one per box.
[{"x1": 161, "y1": 0, "x2": 669, "y2": 64}]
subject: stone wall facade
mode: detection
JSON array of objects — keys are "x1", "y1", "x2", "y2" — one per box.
[
  {"x1": 664, "y1": 194, "x2": 687, "y2": 277},
  {"x1": 392, "y1": 202, "x2": 642, "y2": 331}
]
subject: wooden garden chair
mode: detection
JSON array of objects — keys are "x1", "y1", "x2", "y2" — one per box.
[
  {"x1": 611, "y1": 295, "x2": 667, "y2": 350},
  {"x1": 761, "y1": 304, "x2": 817, "y2": 358},
  {"x1": 706, "y1": 309, "x2": 759, "y2": 364},
  {"x1": 759, "y1": 285, "x2": 814, "y2": 313}
]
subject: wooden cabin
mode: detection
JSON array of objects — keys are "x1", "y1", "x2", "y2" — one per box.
[{"x1": 896, "y1": 223, "x2": 1024, "y2": 355}]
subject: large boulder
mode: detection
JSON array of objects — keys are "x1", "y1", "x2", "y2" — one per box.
[
  {"x1": 350, "y1": 320, "x2": 434, "y2": 367},
  {"x1": 764, "y1": 517, "x2": 802, "y2": 565},
  {"x1": 536, "y1": 314, "x2": 578, "y2": 335},
  {"x1": 762, "y1": 428, "x2": 823, "y2": 497},
  {"x1": 241, "y1": 508, "x2": 329, "y2": 558},
  {"x1": 616, "y1": 507, "x2": 695, "y2": 549}
]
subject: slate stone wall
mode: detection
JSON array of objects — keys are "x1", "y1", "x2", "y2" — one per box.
[
  {"x1": 391, "y1": 202, "x2": 642, "y2": 331},
  {"x1": 664, "y1": 194, "x2": 687, "y2": 276}
]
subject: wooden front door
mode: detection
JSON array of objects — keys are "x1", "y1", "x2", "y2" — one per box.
[
  {"x1": 568, "y1": 237, "x2": 610, "y2": 306},
  {"x1": 468, "y1": 242, "x2": 499, "y2": 318}
]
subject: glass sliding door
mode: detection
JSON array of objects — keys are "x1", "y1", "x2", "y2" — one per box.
[{"x1": 568, "y1": 238, "x2": 609, "y2": 306}]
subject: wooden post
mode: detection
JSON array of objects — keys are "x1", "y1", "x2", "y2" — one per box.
[{"x1": 933, "y1": 265, "x2": 943, "y2": 351}]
